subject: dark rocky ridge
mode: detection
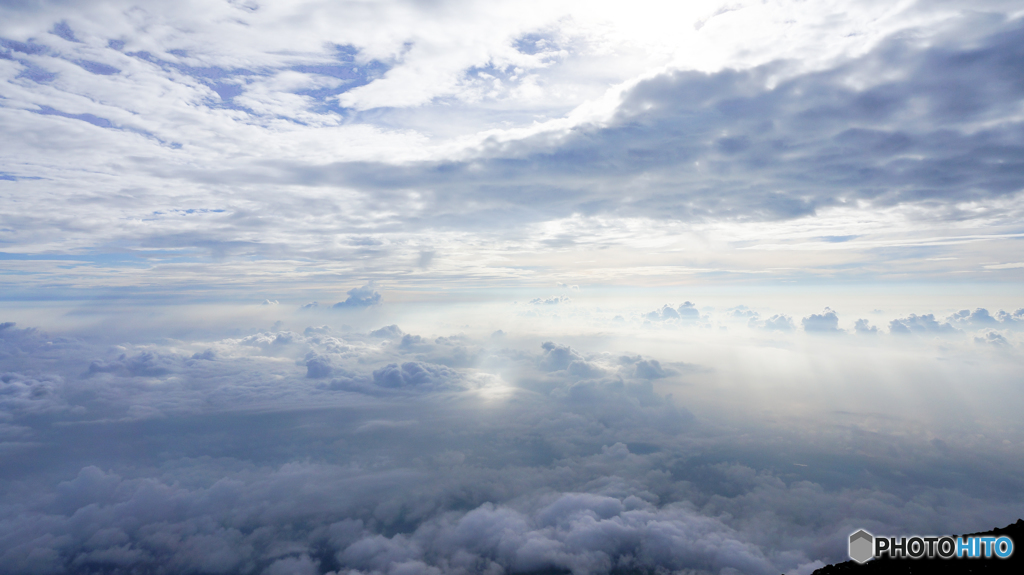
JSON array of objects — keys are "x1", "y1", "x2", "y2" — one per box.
[{"x1": 809, "y1": 519, "x2": 1023, "y2": 574}]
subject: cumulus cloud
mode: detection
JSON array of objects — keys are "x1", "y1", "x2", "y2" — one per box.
[
  {"x1": 372, "y1": 361, "x2": 459, "y2": 390},
  {"x1": 191, "y1": 348, "x2": 217, "y2": 361},
  {"x1": 1, "y1": 3, "x2": 1023, "y2": 293},
  {"x1": 417, "y1": 250, "x2": 435, "y2": 269},
  {"x1": 5, "y1": 2, "x2": 1024, "y2": 573},
  {"x1": 889, "y1": 314, "x2": 958, "y2": 335},
  {"x1": 632, "y1": 358, "x2": 672, "y2": 380},
  {"x1": 753, "y1": 314, "x2": 795, "y2": 332},
  {"x1": 801, "y1": 308, "x2": 842, "y2": 334},
  {"x1": 283, "y1": 15, "x2": 1024, "y2": 235},
  {"x1": 87, "y1": 350, "x2": 183, "y2": 377},
  {"x1": 304, "y1": 325, "x2": 331, "y2": 336},
  {"x1": 949, "y1": 308, "x2": 1024, "y2": 330},
  {"x1": 975, "y1": 331, "x2": 1010, "y2": 347},
  {"x1": 334, "y1": 283, "x2": 383, "y2": 309},
  {"x1": 539, "y1": 341, "x2": 582, "y2": 371},
  {"x1": 645, "y1": 305, "x2": 680, "y2": 321},
  {"x1": 996, "y1": 309, "x2": 1024, "y2": 326},
  {"x1": 853, "y1": 319, "x2": 878, "y2": 335},
  {"x1": 370, "y1": 325, "x2": 404, "y2": 339},
  {"x1": 729, "y1": 306, "x2": 758, "y2": 319}
]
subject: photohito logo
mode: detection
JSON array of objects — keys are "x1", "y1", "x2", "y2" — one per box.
[
  {"x1": 849, "y1": 530, "x2": 874, "y2": 563},
  {"x1": 849, "y1": 529, "x2": 1014, "y2": 562}
]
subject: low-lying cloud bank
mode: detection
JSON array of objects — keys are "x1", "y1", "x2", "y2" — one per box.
[{"x1": 2, "y1": 304, "x2": 1023, "y2": 575}]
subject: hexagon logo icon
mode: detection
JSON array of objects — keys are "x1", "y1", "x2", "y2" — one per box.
[{"x1": 849, "y1": 529, "x2": 874, "y2": 563}]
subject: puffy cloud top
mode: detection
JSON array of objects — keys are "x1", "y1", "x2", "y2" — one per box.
[
  {"x1": 802, "y1": 308, "x2": 842, "y2": 333},
  {"x1": 334, "y1": 283, "x2": 383, "y2": 309}
]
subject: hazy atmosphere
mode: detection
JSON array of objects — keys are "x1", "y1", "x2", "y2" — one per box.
[{"x1": 2, "y1": 1, "x2": 1023, "y2": 574}]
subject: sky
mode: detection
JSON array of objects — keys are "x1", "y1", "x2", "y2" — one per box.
[{"x1": 2, "y1": 1, "x2": 1024, "y2": 574}]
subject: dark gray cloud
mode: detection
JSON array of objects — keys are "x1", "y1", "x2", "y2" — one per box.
[
  {"x1": 3, "y1": 5, "x2": 1024, "y2": 571},
  {"x1": 370, "y1": 324, "x2": 404, "y2": 339},
  {"x1": 274, "y1": 17, "x2": 1024, "y2": 229},
  {"x1": 853, "y1": 319, "x2": 878, "y2": 335},
  {"x1": 975, "y1": 330, "x2": 1010, "y2": 347},
  {"x1": 539, "y1": 341, "x2": 582, "y2": 371},
  {"x1": 306, "y1": 353, "x2": 334, "y2": 378},
  {"x1": 754, "y1": 314, "x2": 795, "y2": 332},
  {"x1": 644, "y1": 302, "x2": 703, "y2": 323},
  {"x1": 530, "y1": 296, "x2": 570, "y2": 305},
  {"x1": 632, "y1": 358, "x2": 672, "y2": 380},
  {"x1": 949, "y1": 307, "x2": 1024, "y2": 329}
]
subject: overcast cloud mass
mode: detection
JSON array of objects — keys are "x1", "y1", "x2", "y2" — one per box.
[{"x1": 2, "y1": 1, "x2": 1024, "y2": 574}]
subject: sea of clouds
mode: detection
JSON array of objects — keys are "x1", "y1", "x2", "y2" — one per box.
[{"x1": 3, "y1": 295, "x2": 1023, "y2": 575}]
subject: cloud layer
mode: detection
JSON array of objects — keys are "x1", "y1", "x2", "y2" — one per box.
[
  {"x1": 3, "y1": 298, "x2": 1024, "y2": 574},
  {"x1": 1, "y1": 2, "x2": 1023, "y2": 294}
]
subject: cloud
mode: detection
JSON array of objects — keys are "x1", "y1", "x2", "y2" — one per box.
[
  {"x1": 801, "y1": 308, "x2": 842, "y2": 334},
  {"x1": 949, "y1": 307, "x2": 1024, "y2": 329},
  {"x1": 305, "y1": 354, "x2": 334, "y2": 378},
  {"x1": 372, "y1": 361, "x2": 459, "y2": 390},
  {"x1": 334, "y1": 283, "x2": 383, "y2": 309},
  {"x1": 729, "y1": 306, "x2": 758, "y2": 319},
  {"x1": 753, "y1": 314, "x2": 795, "y2": 332},
  {"x1": 566, "y1": 359, "x2": 607, "y2": 379},
  {"x1": 853, "y1": 319, "x2": 878, "y2": 335},
  {"x1": 644, "y1": 302, "x2": 702, "y2": 323},
  {"x1": 645, "y1": 305, "x2": 680, "y2": 321},
  {"x1": 0, "y1": 371, "x2": 69, "y2": 417},
  {"x1": 889, "y1": 314, "x2": 958, "y2": 335},
  {"x1": 975, "y1": 331, "x2": 1010, "y2": 347},
  {"x1": 191, "y1": 348, "x2": 217, "y2": 360}
]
